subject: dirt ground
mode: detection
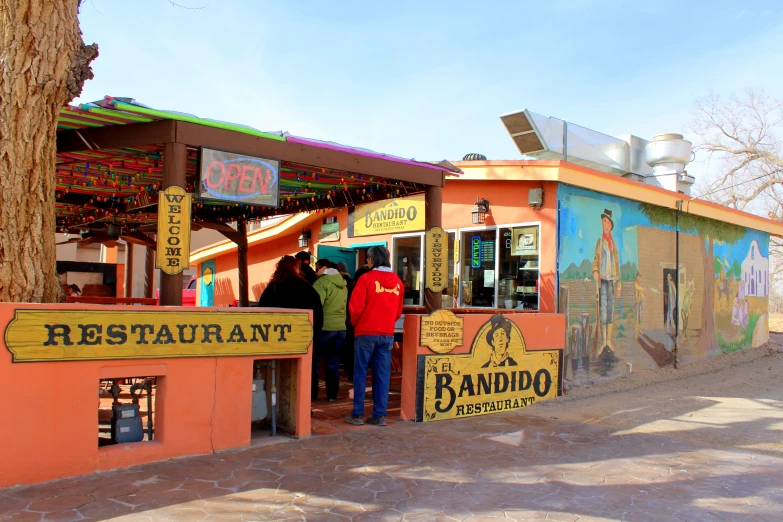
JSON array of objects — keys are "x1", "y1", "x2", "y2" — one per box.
[{"x1": 527, "y1": 329, "x2": 783, "y2": 455}]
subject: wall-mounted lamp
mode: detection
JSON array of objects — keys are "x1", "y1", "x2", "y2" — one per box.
[
  {"x1": 298, "y1": 229, "x2": 311, "y2": 248},
  {"x1": 471, "y1": 197, "x2": 490, "y2": 224}
]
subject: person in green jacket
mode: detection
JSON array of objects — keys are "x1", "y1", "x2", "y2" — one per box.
[{"x1": 312, "y1": 259, "x2": 348, "y2": 401}]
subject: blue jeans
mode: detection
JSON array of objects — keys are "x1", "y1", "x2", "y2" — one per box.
[
  {"x1": 313, "y1": 330, "x2": 345, "y2": 400},
  {"x1": 352, "y1": 335, "x2": 393, "y2": 419}
]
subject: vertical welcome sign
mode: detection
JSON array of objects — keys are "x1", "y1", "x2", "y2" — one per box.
[{"x1": 156, "y1": 186, "x2": 192, "y2": 275}]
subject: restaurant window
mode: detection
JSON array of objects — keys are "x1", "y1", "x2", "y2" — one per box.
[
  {"x1": 443, "y1": 232, "x2": 457, "y2": 308},
  {"x1": 393, "y1": 235, "x2": 423, "y2": 306},
  {"x1": 460, "y1": 229, "x2": 497, "y2": 308},
  {"x1": 498, "y1": 225, "x2": 539, "y2": 310}
]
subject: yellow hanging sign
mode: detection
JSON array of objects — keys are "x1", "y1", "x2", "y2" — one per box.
[
  {"x1": 348, "y1": 195, "x2": 425, "y2": 237},
  {"x1": 4, "y1": 309, "x2": 313, "y2": 362},
  {"x1": 420, "y1": 314, "x2": 560, "y2": 422},
  {"x1": 156, "y1": 186, "x2": 192, "y2": 275},
  {"x1": 425, "y1": 227, "x2": 447, "y2": 293}
]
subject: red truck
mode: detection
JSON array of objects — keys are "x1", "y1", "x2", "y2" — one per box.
[{"x1": 155, "y1": 276, "x2": 197, "y2": 306}]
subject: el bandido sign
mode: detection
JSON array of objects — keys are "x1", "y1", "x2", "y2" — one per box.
[
  {"x1": 417, "y1": 314, "x2": 560, "y2": 422},
  {"x1": 347, "y1": 195, "x2": 425, "y2": 237},
  {"x1": 4, "y1": 309, "x2": 313, "y2": 362},
  {"x1": 156, "y1": 186, "x2": 191, "y2": 275},
  {"x1": 199, "y1": 148, "x2": 280, "y2": 207}
]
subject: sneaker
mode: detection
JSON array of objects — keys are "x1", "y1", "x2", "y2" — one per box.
[
  {"x1": 345, "y1": 414, "x2": 364, "y2": 426},
  {"x1": 366, "y1": 416, "x2": 387, "y2": 426}
]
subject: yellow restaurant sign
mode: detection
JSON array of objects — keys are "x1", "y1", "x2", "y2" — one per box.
[
  {"x1": 420, "y1": 309, "x2": 463, "y2": 354},
  {"x1": 156, "y1": 186, "x2": 192, "y2": 275},
  {"x1": 419, "y1": 314, "x2": 560, "y2": 422},
  {"x1": 348, "y1": 195, "x2": 425, "y2": 237},
  {"x1": 424, "y1": 227, "x2": 447, "y2": 293},
  {"x1": 4, "y1": 309, "x2": 313, "y2": 362}
]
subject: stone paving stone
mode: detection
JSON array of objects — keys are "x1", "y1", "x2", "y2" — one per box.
[{"x1": 2, "y1": 413, "x2": 783, "y2": 521}]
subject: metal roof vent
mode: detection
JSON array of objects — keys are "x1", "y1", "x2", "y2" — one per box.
[
  {"x1": 644, "y1": 133, "x2": 694, "y2": 195},
  {"x1": 462, "y1": 153, "x2": 487, "y2": 161}
]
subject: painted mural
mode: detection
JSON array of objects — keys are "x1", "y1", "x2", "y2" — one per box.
[{"x1": 558, "y1": 185, "x2": 770, "y2": 384}]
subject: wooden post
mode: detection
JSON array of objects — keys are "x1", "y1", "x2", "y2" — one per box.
[
  {"x1": 159, "y1": 142, "x2": 187, "y2": 306},
  {"x1": 237, "y1": 221, "x2": 249, "y2": 307},
  {"x1": 144, "y1": 245, "x2": 155, "y2": 299},
  {"x1": 424, "y1": 185, "x2": 443, "y2": 313},
  {"x1": 124, "y1": 242, "x2": 134, "y2": 298}
]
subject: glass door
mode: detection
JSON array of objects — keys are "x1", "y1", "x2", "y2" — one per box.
[{"x1": 460, "y1": 229, "x2": 497, "y2": 307}]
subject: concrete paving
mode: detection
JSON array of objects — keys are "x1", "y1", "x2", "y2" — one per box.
[{"x1": 1, "y1": 407, "x2": 781, "y2": 521}]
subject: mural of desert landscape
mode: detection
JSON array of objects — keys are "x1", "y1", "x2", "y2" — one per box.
[{"x1": 558, "y1": 185, "x2": 770, "y2": 383}]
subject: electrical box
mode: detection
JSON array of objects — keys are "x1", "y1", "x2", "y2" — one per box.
[
  {"x1": 528, "y1": 188, "x2": 543, "y2": 207},
  {"x1": 111, "y1": 403, "x2": 144, "y2": 443},
  {"x1": 251, "y1": 377, "x2": 267, "y2": 421}
]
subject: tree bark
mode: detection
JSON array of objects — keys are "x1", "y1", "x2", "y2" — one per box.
[
  {"x1": 697, "y1": 236, "x2": 717, "y2": 354},
  {"x1": 0, "y1": 0, "x2": 98, "y2": 302}
]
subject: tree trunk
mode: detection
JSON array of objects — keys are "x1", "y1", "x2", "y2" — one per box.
[
  {"x1": 697, "y1": 235, "x2": 717, "y2": 354},
  {"x1": 0, "y1": 0, "x2": 98, "y2": 302}
]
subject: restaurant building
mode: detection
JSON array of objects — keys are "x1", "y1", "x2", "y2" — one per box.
[{"x1": 191, "y1": 110, "x2": 783, "y2": 385}]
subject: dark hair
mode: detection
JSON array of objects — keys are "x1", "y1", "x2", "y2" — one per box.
[
  {"x1": 354, "y1": 264, "x2": 371, "y2": 281},
  {"x1": 636, "y1": 272, "x2": 641, "y2": 278},
  {"x1": 269, "y1": 255, "x2": 302, "y2": 284},
  {"x1": 295, "y1": 251, "x2": 311, "y2": 263},
  {"x1": 485, "y1": 314, "x2": 513, "y2": 348},
  {"x1": 315, "y1": 258, "x2": 331, "y2": 270},
  {"x1": 336, "y1": 262, "x2": 349, "y2": 274},
  {"x1": 367, "y1": 246, "x2": 391, "y2": 268}
]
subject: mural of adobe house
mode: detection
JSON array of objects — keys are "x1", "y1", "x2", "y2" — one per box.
[
  {"x1": 621, "y1": 225, "x2": 704, "y2": 333},
  {"x1": 742, "y1": 240, "x2": 769, "y2": 297}
]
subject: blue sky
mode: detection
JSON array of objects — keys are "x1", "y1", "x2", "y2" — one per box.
[{"x1": 76, "y1": 0, "x2": 783, "y2": 183}]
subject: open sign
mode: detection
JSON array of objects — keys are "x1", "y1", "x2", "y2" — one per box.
[{"x1": 199, "y1": 148, "x2": 280, "y2": 207}]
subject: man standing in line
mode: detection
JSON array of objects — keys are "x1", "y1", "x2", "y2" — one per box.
[
  {"x1": 345, "y1": 246, "x2": 403, "y2": 427},
  {"x1": 592, "y1": 209, "x2": 621, "y2": 359},
  {"x1": 295, "y1": 251, "x2": 317, "y2": 285}
]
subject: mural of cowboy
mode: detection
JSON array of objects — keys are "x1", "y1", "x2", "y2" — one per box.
[{"x1": 592, "y1": 208, "x2": 621, "y2": 360}]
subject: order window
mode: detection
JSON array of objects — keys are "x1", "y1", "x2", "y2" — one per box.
[
  {"x1": 498, "y1": 225, "x2": 539, "y2": 310},
  {"x1": 393, "y1": 235, "x2": 422, "y2": 306},
  {"x1": 460, "y1": 230, "x2": 497, "y2": 307}
]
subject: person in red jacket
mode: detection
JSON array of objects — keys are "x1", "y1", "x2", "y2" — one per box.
[{"x1": 345, "y1": 246, "x2": 403, "y2": 426}]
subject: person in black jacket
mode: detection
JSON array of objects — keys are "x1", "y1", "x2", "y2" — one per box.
[
  {"x1": 295, "y1": 251, "x2": 318, "y2": 285},
  {"x1": 258, "y1": 255, "x2": 323, "y2": 339}
]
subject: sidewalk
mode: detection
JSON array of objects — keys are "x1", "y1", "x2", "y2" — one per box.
[{"x1": 2, "y1": 405, "x2": 781, "y2": 521}]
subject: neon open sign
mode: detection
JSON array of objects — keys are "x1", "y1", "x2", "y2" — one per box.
[
  {"x1": 471, "y1": 236, "x2": 481, "y2": 268},
  {"x1": 199, "y1": 148, "x2": 280, "y2": 207}
]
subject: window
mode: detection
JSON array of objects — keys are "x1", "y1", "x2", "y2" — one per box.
[
  {"x1": 499, "y1": 225, "x2": 539, "y2": 310},
  {"x1": 393, "y1": 235, "x2": 423, "y2": 306},
  {"x1": 98, "y1": 377, "x2": 156, "y2": 447},
  {"x1": 460, "y1": 230, "x2": 497, "y2": 307}
]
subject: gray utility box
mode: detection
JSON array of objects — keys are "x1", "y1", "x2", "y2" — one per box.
[
  {"x1": 251, "y1": 377, "x2": 267, "y2": 421},
  {"x1": 111, "y1": 403, "x2": 144, "y2": 443}
]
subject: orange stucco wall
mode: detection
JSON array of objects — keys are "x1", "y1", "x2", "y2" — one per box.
[
  {"x1": 0, "y1": 303, "x2": 312, "y2": 489},
  {"x1": 202, "y1": 180, "x2": 558, "y2": 311}
]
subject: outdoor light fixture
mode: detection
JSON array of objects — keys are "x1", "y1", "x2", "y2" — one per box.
[
  {"x1": 471, "y1": 197, "x2": 490, "y2": 224},
  {"x1": 298, "y1": 229, "x2": 311, "y2": 248}
]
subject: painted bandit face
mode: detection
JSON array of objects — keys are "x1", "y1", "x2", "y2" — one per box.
[
  {"x1": 601, "y1": 217, "x2": 612, "y2": 234},
  {"x1": 492, "y1": 328, "x2": 509, "y2": 356}
]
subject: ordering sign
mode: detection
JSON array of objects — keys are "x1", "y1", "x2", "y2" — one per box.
[{"x1": 199, "y1": 148, "x2": 280, "y2": 207}]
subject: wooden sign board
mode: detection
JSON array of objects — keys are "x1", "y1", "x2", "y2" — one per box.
[
  {"x1": 199, "y1": 147, "x2": 280, "y2": 207},
  {"x1": 4, "y1": 309, "x2": 313, "y2": 362},
  {"x1": 419, "y1": 314, "x2": 560, "y2": 422},
  {"x1": 420, "y1": 309, "x2": 463, "y2": 354},
  {"x1": 424, "y1": 226, "x2": 447, "y2": 293},
  {"x1": 347, "y1": 195, "x2": 425, "y2": 237},
  {"x1": 156, "y1": 186, "x2": 192, "y2": 275}
]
